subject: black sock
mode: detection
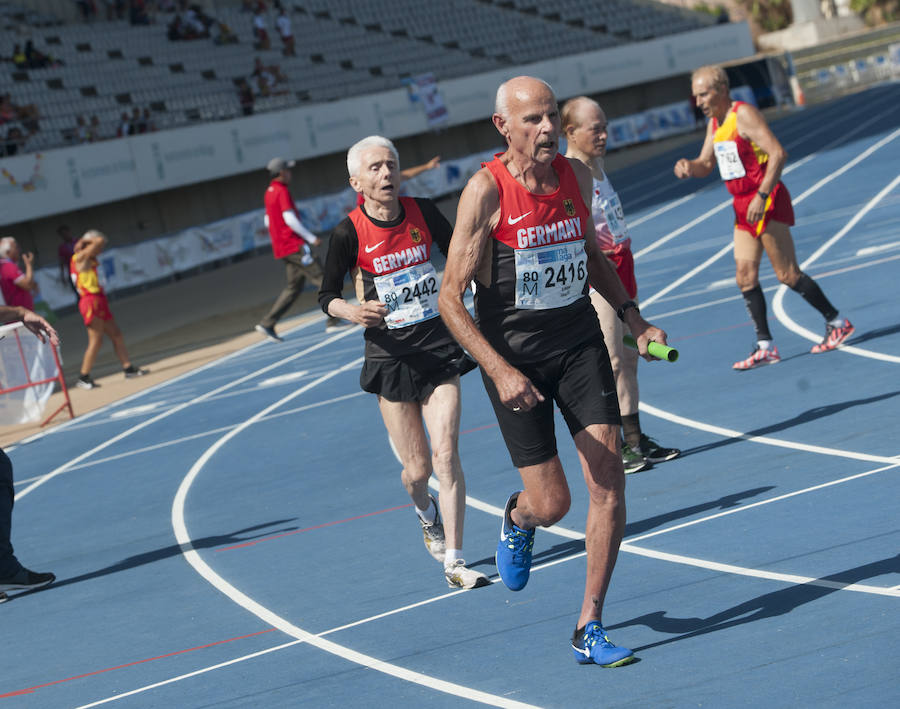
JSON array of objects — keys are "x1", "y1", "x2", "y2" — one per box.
[
  {"x1": 790, "y1": 272, "x2": 838, "y2": 322},
  {"x1": 741, "y1": 285, "x2": 771, "y2": 341},
  {"x1": 621, "y1": 413, "x2": 641, "y2": 449}
]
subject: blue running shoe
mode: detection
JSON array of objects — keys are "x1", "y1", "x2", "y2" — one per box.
[
  {"x1": 495, "y1": 492, "x2": 534, "y2": 591},
  {"x1": 572, "y1": 621, "x2": 634, "y2": 667}
]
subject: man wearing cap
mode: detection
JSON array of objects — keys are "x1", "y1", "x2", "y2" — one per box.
[{"x1": 257, "y1": 157, "x2": 348, "y2": 340}]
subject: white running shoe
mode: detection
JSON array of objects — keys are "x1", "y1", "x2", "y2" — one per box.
[
  {"x1": 444, "y1": 560, "x2": 490, "y2": 589},
  {"x1": 418, "y1": 494, "x2": 445, "y2": 562}
]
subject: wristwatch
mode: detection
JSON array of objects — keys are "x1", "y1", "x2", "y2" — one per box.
[{"x1": 616, "y1": 299, "x2": 639, "y2": 322}]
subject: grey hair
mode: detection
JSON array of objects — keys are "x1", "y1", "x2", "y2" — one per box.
[
  {"x1": 82, "y1": 229, "x2": 106, "y2": 240},
  {"x1": 692, "y1": 65, "x2": 729, "y2": 91},
  {"x1": 494, "y1": 76, "x2": 555, "y2": 119},
  {"x1": 346, "y1": 135, "x2": 400, "y2": 177},
  {"x1": 0, "y1": 237, "x2": 16, "y2": 258}
]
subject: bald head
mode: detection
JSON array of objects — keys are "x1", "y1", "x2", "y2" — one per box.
[
  {"x1": 692, "y1": 65, "x2": 729, "y2": 92},
  {"x1": 561, "y1": 96, "x2": 602, "y2": 133},
  {"x1": 494, "y1": 76, "x2": 556, "y2": 120}
]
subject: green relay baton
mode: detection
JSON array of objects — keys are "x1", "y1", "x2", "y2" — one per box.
[{"x1": 623, "y1": 335, "x2": 679, "y2": 362}]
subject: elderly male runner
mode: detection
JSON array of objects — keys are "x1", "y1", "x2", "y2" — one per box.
[
  {"x1": 438, "y1": 77, "x2": 668, "y2": 666},
  {"x1": 318, "y1": 136, "x2": 488, "y2": 590},
  {"x1": 562, "y1": 96, "x2": 680, "y2": 474},
  {"x1": 674, "y1": 65, "x2": 853, "y2": 370}
]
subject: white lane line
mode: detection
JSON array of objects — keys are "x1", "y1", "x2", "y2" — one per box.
[
  {"x1": 5, "y1": 313, "x2": 332, "y2": 453},
  {"x1": 625, "y1": 462, "x2": 900, "y2": 544},
  {"x1": 258, "y1": 370, "x2": 309, "y2": 387},
  {"x1": 772, "y1": 172, "x2": 900, "y2": 362},
  {"x1": 172, "y1": 357, "x2": 538, "y2": 709},
  {"x1": 12, "y1": 392, "x2": 368, "y2": 487},
  {"x1": 637, "y1": 401, "x2": 900, "y2": 464},
  {"x1": 857, "y1": 240, "x2": 900, "y2": 256},
  {"x1": 73, "y1": 639, "x2": 306, "y2": 709},
  {"x1": 640, "y1": 243, "x2": 733, "y2": 307},
  {"x1": 619, "y1": 544, "x2": 900, "y2": 597},
  {"x1": 14, "y1": 326, "x2": 361, "y2": 502}
]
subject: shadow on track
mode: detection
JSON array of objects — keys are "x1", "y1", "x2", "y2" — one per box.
[{"x1": 609, "y1": 553, "x2": 900, "y2": 652}]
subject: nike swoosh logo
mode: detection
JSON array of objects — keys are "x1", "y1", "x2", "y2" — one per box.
[
  {"x1": 507, "y1": 211, "x2": 533, "y2": 225},
  {"x1": 573, "y1": 644, "x2": 590, "y2": 657},
  {"x1": 364, "y1": 241, "x2": 386, "y2": 254},
  {"x1": 601, "y1": 389, "x2": 615, "y2": 397}
]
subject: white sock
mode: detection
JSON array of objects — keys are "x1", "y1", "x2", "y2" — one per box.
[
  {"x1": 444, "y1": 549, "x2": 463, "y2": 567},
  {"x1": 757, "y1": 339, "x2": 773, "y2": 350},
  {"x1": 828, "y1": 316, "x2": 844, "y2": 327},
  {"x1": 416, "y1": 498, "x2": 436, "y2": 524}
]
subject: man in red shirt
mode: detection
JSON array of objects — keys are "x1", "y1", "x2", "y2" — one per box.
[
  {"x1": 0, "y1": 237, "x2": 37, "y2": 313},
  {"x1": 257, "y1": 157, "x2": 347, "y2": 341}
]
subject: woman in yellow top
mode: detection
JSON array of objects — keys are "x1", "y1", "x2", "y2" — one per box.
[{"x1": 70, "y1": 230, "x2": 148, "y2": 389}]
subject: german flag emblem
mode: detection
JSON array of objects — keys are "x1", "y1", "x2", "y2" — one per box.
[
  {"x1": 410, "y1": 227, "x2": 422, "y2": 244},
  {"x1": 563, "y1": 199, "x2": 576, "y2": 216}
]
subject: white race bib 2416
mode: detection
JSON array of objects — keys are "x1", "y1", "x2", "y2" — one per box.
[{"x1": 514, "y1": 241, "x2": 587, "y2": 310}]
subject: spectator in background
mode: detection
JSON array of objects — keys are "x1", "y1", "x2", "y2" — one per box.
[
  {"x1": 252, "y1": 56, "x2": 287, "y2": 96},
  {"x1": 73, "y1": 114, "x2": 90, "y2": 143},
  {"x1": 237, "y1": 78, "x2": 254, "y2": 115},
  {"x1": 75, "y1": 0, "x2": 97, "y2": 22},
  {"x1": 184, "y1": 5, "x2": 211, "y2": 37},
  {"x1": 89, "y1": 114, "x2": 103, "y2": 140},
  {"x1": 11, "y1": 45, "x2": 26, "y2": 69},
  {"x1": 141, "y1": 107, "x2": 155, "y2": 132},
  {"x1": 2, "y1": 126, "x2": 26, "y2": 157},
  {"x1": 0, "y1": 237, "x2": 37, "y2": 313},
  {"x1": 275, "y1": 6, "x2": 294, "y2": 56},
  {"x1": 57, "y1": 225, "x2": 79, "y2": 302},
  {"x1": 214, "y1": 21, "x2": 239, "y2": 45},
  {"x1": 132, "y1": 106, "x2": 146, "y2": 133},
  {"x1": 252, "y1": 7, "x2": 270, "y2": 50},
  {"x1": 116, "y1": 112, "x2": 132, "y2": 137},
  {"x1": 130, "y1": 0, "x2": 151, "y2": 25}
]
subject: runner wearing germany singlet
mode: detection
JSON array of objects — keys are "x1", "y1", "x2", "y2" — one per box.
[
  {"x1": 440, "y1": 77, "x2": 669, "y2": 667},
  {"x1": 320, "y1": 196, "x2": 469, "y2": 382},
  {"x1": 474, "y1": 152, "x2": 620, "y2": 468},
  {"x1": 320, "y1": 137, "x2": 487, "y2": 591},
  {"x1": 475, "y1": 153, "x2": 596, "y2": 364}
]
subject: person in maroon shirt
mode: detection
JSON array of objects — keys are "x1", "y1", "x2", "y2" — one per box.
[
  {"x1": 256, "y1": 157, "x2": 348, "y2": 341},
  {"x1": 0, "y1": 237, "x2": 36, "y2": 313}
]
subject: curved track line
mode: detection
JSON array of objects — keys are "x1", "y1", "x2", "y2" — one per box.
[
  {"x1": 772, "y1": 172, "x2": 900, "y2": 362},
  {"x1": 14, "y1": 326, "x2": 360, "y2": 501},
  {"x1": 172, "y1": 357, "x2": 539, "y2": 709},
  {"x1": 637, "y1": 401, "x2": 899, "y2": 464}
]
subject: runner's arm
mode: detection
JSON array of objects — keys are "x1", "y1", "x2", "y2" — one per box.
[
  {"x1": 0, "y1": 306, "x2": 59, "y2": 346},
  {"x1": 572, "y1": 159, "x2": 668, "y2": 360},
  {"x1": 674, "y1": 120, "x2": 716, "y2": 179},
  {"x1": 317, "y1": 218, "x2": 386, "y2": 327},
  {"x1": 438, "y1": 169, "x2": 544, "y2": 410},
  {"x1": 736, "y1": 103, "x2": 787, "y2": 224}
]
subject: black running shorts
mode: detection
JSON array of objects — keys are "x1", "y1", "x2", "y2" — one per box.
[
  {"x1": 360, "y1": 343, "x2": 477, "y2": 402},
  {"x1": 481, "y1": 333, "x2": 621, "y2": 468}
]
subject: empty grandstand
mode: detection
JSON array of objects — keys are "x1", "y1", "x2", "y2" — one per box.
[{"x1": 2, "y1": 0, "x2": 716, "y2": 154}]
